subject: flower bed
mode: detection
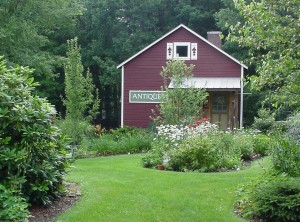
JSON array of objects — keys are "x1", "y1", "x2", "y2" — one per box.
[{"x1": 143, "y1": 119, "x2": 268, "y2": 172}]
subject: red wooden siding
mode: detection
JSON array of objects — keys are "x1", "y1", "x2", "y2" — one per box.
[{"x1": 123, "y1": 27, "x2": 241, "y2": 128}]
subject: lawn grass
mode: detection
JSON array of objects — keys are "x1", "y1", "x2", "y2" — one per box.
[{"x1": 56, "y1": 155, "x2": 270, "y2": 222}]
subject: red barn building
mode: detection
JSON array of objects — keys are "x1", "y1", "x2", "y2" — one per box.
[{"x1": 117, "y1": 24, "x2": 247, "y2": 130}]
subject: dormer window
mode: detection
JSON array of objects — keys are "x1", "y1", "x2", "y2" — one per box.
[{"x1": 166, "y1": 42, "x2": 197, "y2": 60}]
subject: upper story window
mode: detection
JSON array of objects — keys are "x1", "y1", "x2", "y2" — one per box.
[
  {"x1": 167, "y1": 42, "x2": 197, "y2": 60},
  {"x1": 174, "y1": 42, "x2": 190, "y2": 59}
]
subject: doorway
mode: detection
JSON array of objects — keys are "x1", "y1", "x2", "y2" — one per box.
[{"x1": 211, "y1": 92, "x2": 228, "y2": 130}]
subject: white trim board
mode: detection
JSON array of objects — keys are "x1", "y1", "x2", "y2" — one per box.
[{"x1": 121, "y1": 66, "x2": 124, "y2": 127}]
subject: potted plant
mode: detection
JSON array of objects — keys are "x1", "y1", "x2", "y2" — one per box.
[{"x1": 156, "y1": 164, "x2": 164, "y2": 170}]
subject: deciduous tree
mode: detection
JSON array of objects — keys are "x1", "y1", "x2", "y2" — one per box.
[
  {"x1": 63, "y1": 38, "x2": 99, "y2": 146},
  {"x1": 152, "y1": 60, "x2": 208, "y2": 125},
  {"x1": 229, "y1": 0, "x2": 300, "y2": 109},
  {"x1": 0, "y1": 0, "x2": 83, "y2": 110}
]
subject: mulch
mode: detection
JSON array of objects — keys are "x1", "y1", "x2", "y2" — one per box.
[{"x1": 29, "y1": 182, "x2": 81, "y2": 222}]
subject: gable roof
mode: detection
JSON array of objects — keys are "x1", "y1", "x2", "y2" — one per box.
[{"x1": 117, "y1": 24, "x2": 247, "y2": 69}]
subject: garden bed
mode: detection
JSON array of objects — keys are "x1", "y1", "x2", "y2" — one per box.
[{"x1": 29, "y1": 182, "x2": 81, "y2": 222}]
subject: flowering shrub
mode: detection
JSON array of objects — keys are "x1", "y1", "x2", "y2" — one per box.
[
  {"x1": 94, "y1": 124, "x2": 106, "y2": 137},
  {"x1": 143, "y1": 120, "x2": 245, "y2": 171},
  {"x1": 189, "y1": 117, "x2": 209, "y2": 128},
  {"x1": 143, "y1": 118, "x2": 277, "y2": 172}
]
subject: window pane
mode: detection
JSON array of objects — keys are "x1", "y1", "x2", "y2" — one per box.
[
  {"x1": 212, "y1": 94, "x2": 227, "y2": 113},
  {"x1": 176, "y1": 46, "x2": 188, "y2": 57}
]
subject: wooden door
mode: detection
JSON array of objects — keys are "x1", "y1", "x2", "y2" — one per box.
[{"x1": 211, "y1": 93, "x2": 228, "y2": 130}]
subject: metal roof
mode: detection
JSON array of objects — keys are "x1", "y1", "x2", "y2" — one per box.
[
  {"x1": 117, "y1": 24, "x2": 248, "y2": 69},
  {"x1": 168, "y1": 77, "x2": 241, "y2": 89}
]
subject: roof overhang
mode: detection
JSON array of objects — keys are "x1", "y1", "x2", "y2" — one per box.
[
  {"x1": 168, "y1": 77, "x2": 241, "y2": 90},
  {"x1": 117, "y1": 24, "x2": 248, "y2": 69}
]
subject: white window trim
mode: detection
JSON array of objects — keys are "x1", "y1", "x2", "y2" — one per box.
[{"x1": 173, "y1": 42, "x2": 191, "y2": 60}]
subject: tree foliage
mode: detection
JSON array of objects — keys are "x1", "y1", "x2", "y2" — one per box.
[
  {"x1": 75, "y1": 0, "x2": 225, "y2": 127},
  {"x1": 0, "y1": 0, "x2": 82, "y2": 76},
  {"x1": 0, "y1": 57, "x2": 68, "y2": 206},
  {"x1": 214, "y1": 0, "x2": 250, "y2": 60},
  {"x1": 152, "y1": 60, "x2": 208, "y2": 125},
  {"x1": 0, "y1": 0, "x2": 83, "y2": 112},
  {"x1": 229, "y1": 0, "x2": 300, "y2": 108},
  {"x1": 1, "y1": 0, "x2": 245, "y2": 128}
]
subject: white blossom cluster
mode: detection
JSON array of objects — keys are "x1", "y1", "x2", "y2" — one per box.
[
  {"x1": 156, "y1": 124, "x2": 188, "y2": 143},
  {"x1": 189, "y1": 121, "x2": 219, "y2": 134},
  {"x1": 154, "y1": 121, "x2": 221, "y2": 166},
  {"x1": 156, "y1": 121, "x2": 219, "y2": 143}
]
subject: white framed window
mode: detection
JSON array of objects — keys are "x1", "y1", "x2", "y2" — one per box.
[
  {"x1": 174, "y1": 42, "x2": 190, "y2": 60},
  {"x1": 166, "y1": 42, "x2": 197, "y2": 60}
]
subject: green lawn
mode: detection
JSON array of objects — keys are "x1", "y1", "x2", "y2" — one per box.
[{"x1": 56, "y1": 155, "x2": 270, "y2": 222}]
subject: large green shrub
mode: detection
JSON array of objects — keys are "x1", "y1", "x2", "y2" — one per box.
[
  {"x1": 0, "y1": 184, "x2": 29, "y2": 222},
  {"x1": 252, "y1": 179, "x2": 300, "y2": 222},
  {"x1": 270, "y1": 136, "x2": 300, "y2": 177},
  {"x1": 233, "y1": 131, "x2": 255, "y2": 160},
  {"x1": 0, "y1": 59, "x2": 68, "y2": 206},
  {"x1": 167, "y1": 132, "x2": 241, "y2": 172},
  {"x1": 236, "y1": 177, "x2": 300, "y2": 222},
  {"x1": 266, "y1": 112, "x2": 300, "y2": 177},
  {"x1": 168, "y1": 135, "x2": 215, "y2": 171},
  {"x1": 252, "y1": 108, "x2": 275, "y2": 134},
  {"x1": 253, "y1": 134, "x2": 273, "y2": 157}
]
